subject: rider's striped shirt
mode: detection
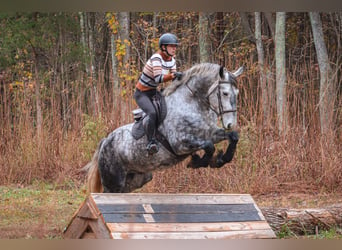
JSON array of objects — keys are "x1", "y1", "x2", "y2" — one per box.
[{"x1": 136, "y1": 51, "x2": 176, "y2": 91}]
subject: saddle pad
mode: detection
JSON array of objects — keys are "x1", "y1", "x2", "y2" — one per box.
[
  {"x1": 132, "y1": 121, "x2": 145, "y2": 140},
  {"x1": 131, "y1": 92, "x2": 167, "y2": 141}
]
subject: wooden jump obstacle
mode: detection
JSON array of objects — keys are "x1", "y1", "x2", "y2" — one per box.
[{"x1": 63, "y1": 193, "x2": 276, "y2": 239}]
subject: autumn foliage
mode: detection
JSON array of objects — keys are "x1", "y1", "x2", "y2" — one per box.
[{"x1": 0, "y1": 12, "x2": 341, "y2": 195}]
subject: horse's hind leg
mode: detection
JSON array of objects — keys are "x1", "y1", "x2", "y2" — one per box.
[
  {"x1": 98, "y1": 153, "x2": 127, "y2": 193},
  {"x1": 99, "y1": 166, "x2": 126, "y2": 193},
  {"x1": 122, "y1": 172, "x2": 153, "y2": 193}
]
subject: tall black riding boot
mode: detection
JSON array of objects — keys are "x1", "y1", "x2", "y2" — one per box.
[{"x1": 144, "y1": 116, "x2": 159, "y2": 155}]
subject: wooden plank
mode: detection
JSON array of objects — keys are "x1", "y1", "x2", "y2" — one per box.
[
  {"x1": 249, "y1": 196, "x2": 267, "y2": 221},
  {"x1": 86, "y1": 195, "x2": 113, "y2": 239},
  {"x1": 102, "y1": 211, "x2": 260, "y2": 223},
  {"x1": 64, "y1": 195, "x2": 113, "y2": 239},
  {"x1": 151, "y1": 211, "x2": 260, "y2": 222},
  {"x1": 150, "y1": 203, "x2": 257, "y2": 214},
  {"x1": 111, "y1": 229, "x2": 275, "y2": 239},
  {"x1": 87, "y1": 219, "x2": 113, "y2": 239},
  {"x1": 63, "y1": 197, "x2": 89, "y2": 235},
  {"x1": 102, "y1": 213, "x2": 146, "y2": 223},
  {"x1": 143, "y1": 214, "x2": 155, "y2": 223},
  {"x1": 78, "y1": 201, "x2": 99, "y2": 219},
  {"x1": 96, "y1": 203, "x2": 256, "y2": 214},
  {"x1": 63, "y1": 216, "x2": 90, "y2": 239},
  {"x1": 142, "y1": 204, "x2": 154, "y2": 213},
  {"x1": 81, "y1": 232, "x2": 96, "y2": 239},
  {"x1": 91, "y1": 193, "x2": 254, "y2": 205},
  {"x1": 107, "y1": 221, "x2": 272, "y2": 232},
  {"x1": 96, "y1": 204, "x2": 145, "y2": 214}
]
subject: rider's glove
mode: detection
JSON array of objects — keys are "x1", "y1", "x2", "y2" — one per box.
[{"x1": 173, "y1": 72, "x2": 183, "y2": 81}]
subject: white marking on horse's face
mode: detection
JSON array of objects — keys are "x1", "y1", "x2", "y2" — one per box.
[{"x1": 219, "y1": 83, "x2": 239, "y2": 130}]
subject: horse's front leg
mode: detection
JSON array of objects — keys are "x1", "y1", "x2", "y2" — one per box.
[
  {"x1": 187, "y1": 140, "x2": 215, "y2": 169},
  {"x1": 210, "y1": 131, "x2": 239, "y2": 168}
]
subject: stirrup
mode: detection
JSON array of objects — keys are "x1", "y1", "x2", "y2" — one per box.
[{"x1": 146, "y1": 140, "x2": 159, "y2": 155}]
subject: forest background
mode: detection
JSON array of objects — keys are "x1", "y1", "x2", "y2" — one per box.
[{"x1": 0, "y1": 12, "x2": 341, "y2": 195}]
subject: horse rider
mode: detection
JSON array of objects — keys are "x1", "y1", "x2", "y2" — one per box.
[{"x1": 134, "y1": 33, "x2": 183, "y2": 155}]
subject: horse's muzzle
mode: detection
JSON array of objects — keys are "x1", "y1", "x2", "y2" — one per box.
[{"x1": 224, "y1": 123, "x2": 240, "y2": 132}]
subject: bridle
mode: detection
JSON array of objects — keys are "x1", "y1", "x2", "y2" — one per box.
[{"x1": 185, "y1": 74, "x2": 238, "y2": 129}]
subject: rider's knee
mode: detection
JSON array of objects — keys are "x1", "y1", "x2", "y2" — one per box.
[{"x1": 149, "y1": 111, "x2": 157, "y2": 121}]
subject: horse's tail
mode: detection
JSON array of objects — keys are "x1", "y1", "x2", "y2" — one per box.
[{"x1": 82, "y1": 139, "x2": 105, "y2": 193}]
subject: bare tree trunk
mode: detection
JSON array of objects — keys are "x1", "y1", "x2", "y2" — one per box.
[
  {"x1": 80, "y1": 12, "x2": 97, "y2": 116},
  {"x1": 107, "y1": 12, "x2": 120, "y2": 91},
  {"x1": 87, "y1": 12, "x2": 96, "y2": 78},
  {"x1": 275, "y1": 12, "x2": 287, "y2": 136},
  {"x1": 101, "y1": 13, "x2": 110, "y2": 90},
  {"x1": 79, "y1": 12, "x2": 87, "y2": 73},
  {"x1": 239, "y1": 12, "x2": 256, "y2": 44},
  {"x1": 34, "y1": 57, "x2": 42, "y2": 141},
  {"x1": 199, "y1": 12, "x2": 210, "y2": 63},
  {"x1": 255, "y1": 12, "x2": 268, "y2": 121},
  {"x1": 309, "y1": 12, "x2": 335, "y2": 136},
  {"x1": 153, "y1": 12, "x2": 158, "y2": 38},
  {"x1": 118, "y1": 12, "x2": 130, "y2": 66},
  {"x1": 32, "y1": 13, "x2": 42, "y2": 141},
  {"x1": 85, "y1": 12, "x2": 98, "y2": 116},
  {"x1": 59, "y1": 21, "x2": 69, "y2": 131},
  {"x1": 264, "y1": 12, "x2": 275, "y2": 39},
  {"x1": 111, "y1": 33, "x2": 119, "y2": 90}
]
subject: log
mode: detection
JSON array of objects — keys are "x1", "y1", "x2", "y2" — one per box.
[{"x1": 261, "y1": 204, "x2": 342, "y2": 235}]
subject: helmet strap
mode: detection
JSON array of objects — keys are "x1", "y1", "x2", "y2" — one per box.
[{"x1": 161, "y1": 45, "x2": 173, "y2": 57}]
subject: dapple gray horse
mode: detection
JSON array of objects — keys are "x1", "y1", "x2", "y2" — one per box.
[{"x1": 85, "y1": 63, "x2": 244, "y2": 193}]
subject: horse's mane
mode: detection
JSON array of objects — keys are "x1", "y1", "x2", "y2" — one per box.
[{"x1": 163, "y1": 63, "x2": 221, "y2": 96}]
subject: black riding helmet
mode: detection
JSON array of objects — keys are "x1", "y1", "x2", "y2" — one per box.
[{"x1": 159, "y1": 33, "x2": 179, "y2": 52}]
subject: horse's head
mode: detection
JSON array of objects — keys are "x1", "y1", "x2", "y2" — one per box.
[
  {"x1": 164, "y1": 63, "x2": 244, "y2": 130},
  {"x1": 206, "y1": 66, "x2": 244, "y2": 130}
]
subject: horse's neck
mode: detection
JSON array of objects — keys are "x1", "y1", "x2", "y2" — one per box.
[
  {"x1": 165, "y1": 85, "x2": 196, "y2": 110},
  {"x1": 164, "y1": 85, "x2": 217, "y2": 126}
]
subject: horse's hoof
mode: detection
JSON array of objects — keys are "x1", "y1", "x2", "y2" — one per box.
[
  {"x1": 209, "y1": 150, "x2": 225, "y2": 168},
  {"x1": 228, "y1": 131, "x2": 239, "y2": 143},
  {"x1": 187, "y1": 162, "x2": 200, "y2": 169},
  {"x1": 212, "y1": 159, "x2": 225, "y2": 168},
  {"x1": 187, "y1": 154, "x2": 202, "y2": 168}
]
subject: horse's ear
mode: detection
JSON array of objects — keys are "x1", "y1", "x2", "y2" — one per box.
[
  {"x1": 219, "y1": 66, "x2": 224, "y2": 78},
  {"x1": 232, "y1": 66, "x2": 244, "y2": 77}
]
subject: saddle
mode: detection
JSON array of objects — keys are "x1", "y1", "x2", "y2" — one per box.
[
  {"x1": 131, "y1": 91, "x2": 167, "y2": 140},
  {"x1": 131, "y1": 92, "x2": 177, "y2": 155}
]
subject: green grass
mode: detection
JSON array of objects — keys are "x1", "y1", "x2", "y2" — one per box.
[
  {"x1": 307, "y1": 228, "x2": 342, "y2": 239},
  {"x1": 277, "y1": 225, "x2": 342, "y2": 239},
  {"x1": 0, "y1": 181, "x2": 87, "y2": 239},
  {"x1": 1, "y1": 181, "x2": 341, "y2": 239}
]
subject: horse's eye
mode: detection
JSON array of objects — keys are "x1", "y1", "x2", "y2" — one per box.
[{"x1": 223, "y1": 92, "x2": 229, "y2": 96}]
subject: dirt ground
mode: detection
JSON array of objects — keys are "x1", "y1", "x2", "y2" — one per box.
[
  {"x1": 1, "y1": 184, "x2": 342, "y2": 239},
  {"x1": 255, "y1": 192, "x2": 342, "y2": 209}
]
